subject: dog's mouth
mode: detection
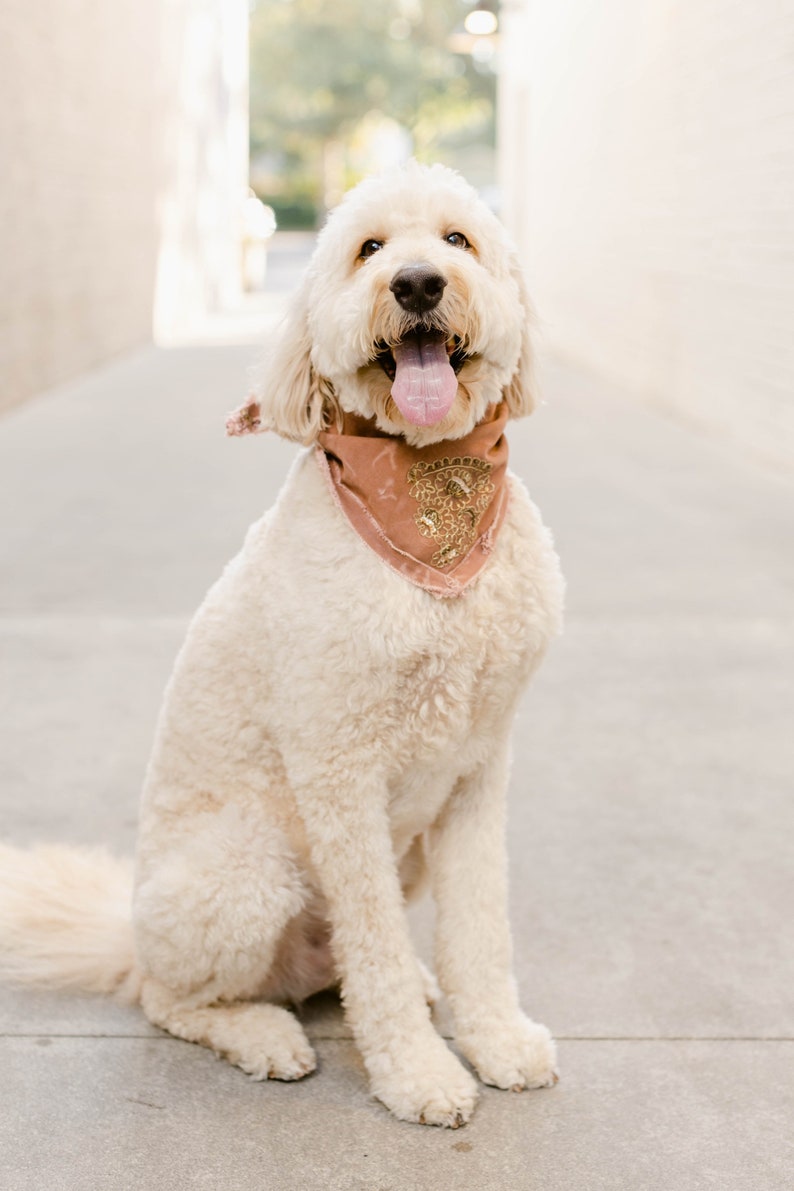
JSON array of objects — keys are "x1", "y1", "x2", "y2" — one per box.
[
  {"x1": 373, "y1": 327, "x2": 468, "y2": 427},
  {"x1": 375, "y1": 333, "x2": 468, "y2": 381}
]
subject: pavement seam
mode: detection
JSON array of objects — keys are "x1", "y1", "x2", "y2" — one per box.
[{"x1": 1, "y1": 1032, "x2": 792, "y2": 1042}]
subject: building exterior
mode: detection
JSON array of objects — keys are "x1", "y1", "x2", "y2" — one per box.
[
  {"x1": 499, "y1": 0, "x2": 794, "y2": 467},
  {"x1": 0, "y1": 0, "x2": 248, "y2": 412}
]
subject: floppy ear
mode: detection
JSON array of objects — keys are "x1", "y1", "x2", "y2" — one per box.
[
  {"x1": 502, "y1": 256, "x2": 540, "y2": 418},
  {"x1": 255, "y1": 278, "x2": 338, "y2": 444}
]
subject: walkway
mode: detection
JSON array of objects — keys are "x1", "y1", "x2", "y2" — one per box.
[{"x1": 1, "y1": 236, "x2": 792, "y2": 1189}]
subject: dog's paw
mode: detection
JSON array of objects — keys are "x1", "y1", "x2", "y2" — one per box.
[
  {"x1": 224, "y1": 1014, "x2": 317, "y2": 1082},
  {"x1": 458, "y1": 1014, "x2": 559, "y2": 1092},
  {"x1": 239, "y1": 1038, "x2": 317, "y2": 1082},
  {"x1": 368, "y1": 1037, "x2": 479, "y2": 1127}
]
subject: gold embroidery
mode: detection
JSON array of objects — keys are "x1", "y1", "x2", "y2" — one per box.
[{"x1": 407, "y1": 456, "x2": 495, "y2": 568}]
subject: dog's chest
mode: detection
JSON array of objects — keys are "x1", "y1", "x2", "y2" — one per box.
[
  {"x1": 381, "y1": 636, "x2": 512, "y2": 831},
  {"x1": 255, "y1": 455, "x2": 561, "y2": 774},
  {"x1": 386, "y1": 605, "x2": 523, "y2": 758}
]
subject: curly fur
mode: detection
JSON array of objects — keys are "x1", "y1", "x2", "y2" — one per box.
[
  {"x1": 257, "y1": 161, "x2": 537, "y2": 446},
  {"x1": 0, "y1": 163, "x2": 563, "y2": 1128}
]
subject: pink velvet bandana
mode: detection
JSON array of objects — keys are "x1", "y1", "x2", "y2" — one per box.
[{"x1": 316, "y1": 404, "x2": 510, "y2": 598}]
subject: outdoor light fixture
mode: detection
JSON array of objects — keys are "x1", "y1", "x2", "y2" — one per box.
[
  {"x1": 448, "y1": 2, "x2": 500, "y2": 61},
  {"x1": 464, "y1": 9, "x2": 498, "y2": 36}
]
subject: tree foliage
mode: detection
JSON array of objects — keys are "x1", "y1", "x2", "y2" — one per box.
[{"x1": 249, "y1": 0, "x2": 496, "y2": 223}]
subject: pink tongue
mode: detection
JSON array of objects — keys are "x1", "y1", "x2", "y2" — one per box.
[{"x1": 391, "y1": 333, "x2": 458, "y2": 426}]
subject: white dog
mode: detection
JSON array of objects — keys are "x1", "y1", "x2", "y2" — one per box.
[{"x1": 0, "y1": 163, "x2": 563, "y2": 1127}]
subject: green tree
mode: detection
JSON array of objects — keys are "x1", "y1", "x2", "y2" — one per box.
[{"x1": 249, "y1": 0, "x2": 496, "y2": 225}]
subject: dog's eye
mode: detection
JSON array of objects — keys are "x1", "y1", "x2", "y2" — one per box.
[
  {"x1": 444, "y1": 232, "x2": 469, "y2": 250},
  {"x1": 359, "y1": 239, "x2": 385, "y2": 259}
]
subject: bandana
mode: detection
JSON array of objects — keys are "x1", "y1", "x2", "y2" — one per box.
[{"x1": 316, "y1": 404, "x2": 510, "y2": 598}]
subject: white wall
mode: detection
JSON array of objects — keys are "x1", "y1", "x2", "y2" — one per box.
[
  {"x1": 154, "y1": 0, "x2": 249, "y2": 342},
  {"x1": 499, "y1": 0, "x2": 794, "y2": 466},
  {"x1": 0, "y1": 0, "x2": 249, "y2": 411},
  {"x1": 0, "y1": 1, "x2": 161, "y2": 411}
]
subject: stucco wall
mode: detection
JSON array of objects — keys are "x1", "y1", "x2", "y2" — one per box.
[
  {"x1": 0, "y1": 0, "x2": 248, "y2": 410},
  {"x1": 154, "y1": 0, "x2": 249, "y2": 342},
  {"x1": 499, "y1": 0, "x2": 794, "y2": 466},
  {"x1": 0, "y1": 1, "x2": 162, "y2": 411}
]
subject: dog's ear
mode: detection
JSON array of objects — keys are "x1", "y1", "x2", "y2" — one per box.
[
  {"x1": 256, "y1": 279, "x2": 338, "y2": 444},
  {"x1": 502, "y1": 257, "x2": 539, "y2": 419}
]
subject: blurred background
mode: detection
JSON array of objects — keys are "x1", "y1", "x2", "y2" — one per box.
[
  {"x1": 1, "y1": 0, "x2": 793, "y2": 466},
  {"x1": 1, "y1": 9, "x2": 793, "y2": 1182}
]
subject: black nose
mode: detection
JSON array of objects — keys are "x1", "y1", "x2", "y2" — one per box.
[{"x1": 389, "y1": 265, "x2": 448, "y2": 314}]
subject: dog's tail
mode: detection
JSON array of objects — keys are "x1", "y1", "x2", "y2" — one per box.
[{"x1": 0, "y1": 842, "x2": 141, "y2": 1003}]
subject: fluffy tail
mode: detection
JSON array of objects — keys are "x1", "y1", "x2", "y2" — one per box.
[{"x1": 0, "y1": 842, "x2": 141, "y2": 1003}]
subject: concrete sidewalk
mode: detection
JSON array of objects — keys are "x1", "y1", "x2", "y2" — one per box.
[{"x1": 1, "y1": 259, "x2": 793, "y2": 1187}]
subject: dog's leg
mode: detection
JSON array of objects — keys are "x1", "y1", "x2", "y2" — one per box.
[
  {"x1": 134, "y1": 800, "x2": 315, "y2": 1080},
  {"x1": 428, "y1": 736, "x2": 558, "y2": 1092},
  {"x1": 141, "y1": 980, "x2": 316, "y2": 1081},
  {"x1": 294, "y1": 773, "x2": 478, "y2": 1127},
  {"x1": 417, "y1": 958, "x2": 441, "y2": 1006}
]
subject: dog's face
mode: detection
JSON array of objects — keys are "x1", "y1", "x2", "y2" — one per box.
[{"x1": 258, "y1": 163, "x2": 536, "y2": 447}]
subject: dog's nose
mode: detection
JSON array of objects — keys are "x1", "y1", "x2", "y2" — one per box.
[{"x1": 389, "y1": 265, "x2": 447, "y2": 314}]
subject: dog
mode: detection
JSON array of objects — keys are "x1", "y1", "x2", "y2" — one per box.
[{"x1": 0, "y1": 162, "x2": 563, "y2": 1127}]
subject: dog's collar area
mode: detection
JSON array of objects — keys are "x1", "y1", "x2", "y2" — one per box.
[{"x1": 316, "y1": 403, "x2": 510, "y2": 598}]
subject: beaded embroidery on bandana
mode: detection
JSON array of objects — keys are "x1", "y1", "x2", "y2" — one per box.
[
  {"x1": 316, "y1": 404, "x2": 510, "y2": 598},
  {"x1": 408, "y1": 455, "x2": 496, "y2": 569}
]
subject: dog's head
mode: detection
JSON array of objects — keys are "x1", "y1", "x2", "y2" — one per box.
[{"x1": 256, "y1": 162, "x2": 537, "y2": 447}]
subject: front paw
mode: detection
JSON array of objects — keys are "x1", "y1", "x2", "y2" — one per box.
[
  {"x1": 367, "y1": 1037, "x2": 479, "y2": 1127},
  {"x1": 459, "y1": 1014, "x2": 559, "y2": 1091}
]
